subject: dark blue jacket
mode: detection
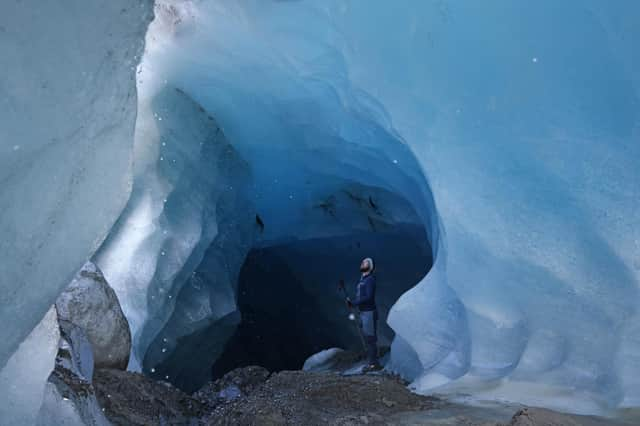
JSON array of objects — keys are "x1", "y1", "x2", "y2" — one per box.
[{"x1": 354, "y1": 273, "x2": 376, "y2": 312}]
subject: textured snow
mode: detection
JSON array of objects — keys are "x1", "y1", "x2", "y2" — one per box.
[
  {"x1": 0, "y1": 0, "x2": 153, "y2": 370},
  {"x1": 138, "y1": 0, "x2": 640, "y2": 414}
]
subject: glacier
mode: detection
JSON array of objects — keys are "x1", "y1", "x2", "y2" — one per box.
[
  {"x1": 0, "y1": 307, "x2": 59, "y2": 425},
  {"x1": 0, "y1": 0, "x2": 639, "y2": 421},
  {"x1": 123, "y1": 0, "x2": 639, "y2": 414},
  {"x1": 93, "y1": 83, "x2": 255, "y2": 373},
  {"x1": 0, "y1": 0, "x2": 153, "y2": 370}
]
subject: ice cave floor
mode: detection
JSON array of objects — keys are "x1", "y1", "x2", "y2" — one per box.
[{"x1": 92, "y1": 351, "x2": 640, "y2": 426}]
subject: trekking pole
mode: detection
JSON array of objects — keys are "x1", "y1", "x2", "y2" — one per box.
[{"x1": 338, "y1": 279, "x2": 368, "y2": 355}]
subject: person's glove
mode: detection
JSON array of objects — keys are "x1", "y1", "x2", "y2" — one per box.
[{"x1": 346, "y1": 297, "x2": 353, "y2": 309}]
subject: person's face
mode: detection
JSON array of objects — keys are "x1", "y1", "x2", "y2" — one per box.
[{"x1": 360, "y1": 260, "x2": 369, "y2": 273}]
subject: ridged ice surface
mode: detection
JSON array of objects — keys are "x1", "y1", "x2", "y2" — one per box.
[
  {"x1": 94, "y1": 84, "x2": 254, "y2": 371},
  {"x1": 1, "y1": 0, "x2": 638, "y2": 418},
  {"x1": 141, "y1": 0, "x2": 640, "y2": 414},
  {"x1": 98, "y1": 0, "x2": 438, "y2": 391}
]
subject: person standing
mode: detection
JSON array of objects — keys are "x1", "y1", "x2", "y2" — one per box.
[{"x1": 347, "y1": 257, "x2": 382, "y2": 372}]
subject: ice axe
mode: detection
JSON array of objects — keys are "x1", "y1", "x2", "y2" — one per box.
[{"x1": 338, "y1": 279, "x2": 367, "y2": 355}]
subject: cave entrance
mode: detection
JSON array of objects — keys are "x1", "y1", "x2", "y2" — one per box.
[
  {"x1": 142, "y1": 175, "x2": 439, "y2": 392},
  {"x1": 211, "y1": 223, "x2": 432, "y2": 379}
]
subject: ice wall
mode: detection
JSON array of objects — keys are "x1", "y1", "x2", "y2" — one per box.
[
  {"x1": 0, "y1": 0, "x2": 153, "y2": 370},
  {"x1": 0, "y1": 307, "x2": 59, "y2": 425},
  {"x1": 94, "y1": 83, "x2": 255, "y2": 371},
  {"x1": 141, "y1": 0, "x2": 640, "y2": 414},
  {"x1": 109, "y1": 1, "x2": 441, "y2": 389}
]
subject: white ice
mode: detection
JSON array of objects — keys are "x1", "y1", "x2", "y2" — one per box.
[
  {"x1": 0, "y1": 307, "x2": 59, "y2": 425},
  {"x1": 0, "y1": 0, "x2": 153, "y2": 371},
  {"x1": 303, "y1": 348, "x2": 345, "y2": 372}
]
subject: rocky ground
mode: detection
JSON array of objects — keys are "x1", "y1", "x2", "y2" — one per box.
[
  {"x1": 204, "y1": 370, "x2": 435, "y2": 425},
  {"x1": 40, "y1": 262, "x2": 634, "y2": 425},
  {"x1": 93, "y1": 368, "x2": 204, "y2": 425},
  {"x1": 91, "y1": 364, "x2": 633, "y2": 426}
]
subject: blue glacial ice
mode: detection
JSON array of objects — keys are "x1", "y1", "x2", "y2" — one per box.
[
  {"x1": 127, "y1": 0, "x2": 639, "y2": 414},
  {"x1": 0, "y1": 0, "x2": 639, "y2": 420}
]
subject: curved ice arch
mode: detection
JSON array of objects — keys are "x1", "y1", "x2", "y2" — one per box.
[
  {"x1": 140, "y1": 0, "x2": 640, "y2": 414},
  {"x1": 97, "y1": 0, "x2": 453, "y2": 389}
]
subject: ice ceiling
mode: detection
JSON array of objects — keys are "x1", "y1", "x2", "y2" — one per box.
[
  {"x1": 1, "y1": 0, "x2": 639, "y2": 418},
  {"x1": 125, "y1": 1, "x2": 639, "y2": 413}
]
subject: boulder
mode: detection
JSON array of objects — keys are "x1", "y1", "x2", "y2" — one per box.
[{"x1": 56, "y1": 262, "x2": 131, "y2": 370}]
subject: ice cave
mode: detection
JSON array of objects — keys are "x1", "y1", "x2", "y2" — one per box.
[{"x1": 1, "y1": 1, "x2": 639, "y2": 425}]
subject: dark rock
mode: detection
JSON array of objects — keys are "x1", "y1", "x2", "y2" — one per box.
[
  {"x1": 194, "y1": 366, "x2": 270, "y2": 409},
  {"x1": 204, "y1": 370, "x2": 436, "y2": 425},
  {"x1": 93, "y1": 368, "x2": 204, "y2": 425},
  {"x1": 507, "y1": 407, "x2": 620, "y2": 426}
]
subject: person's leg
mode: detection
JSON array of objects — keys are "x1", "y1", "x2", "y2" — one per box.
[
  {"x1": 364, "y1": 310, "x2": 379, "y2": 366},
  {"x1": 366, "y1": 335, "x2": 378, "y2": 365},
  {"x1": 371, "y1": 309, "x2": 379, "y2": 365},
  {"x1": 360, "y1": 310, "x2": 377, "y2": 366}
]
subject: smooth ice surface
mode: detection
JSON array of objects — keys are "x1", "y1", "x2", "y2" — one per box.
[
  {"x1": 0, "y1": 307, "x2": 59, "y2": 425},
  {"x1": 140, "y1": 0, "x2": 640, "y2": 414},
  {"x1": 0, "y1": 0, "x2": 153, "y2": 370}
]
